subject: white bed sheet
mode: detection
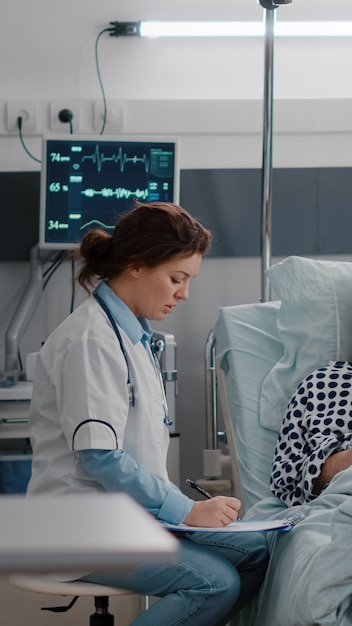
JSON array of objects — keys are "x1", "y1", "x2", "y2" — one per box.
[{"x1": 245, "y1": 469, "x2": 352, "y2": 626}]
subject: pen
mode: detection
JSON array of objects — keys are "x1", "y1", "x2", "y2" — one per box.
[{"x1": 186, "y1": 478, "x2": 212, "y2": 499}]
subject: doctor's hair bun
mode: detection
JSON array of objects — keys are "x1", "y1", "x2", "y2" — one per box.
[
  {"x1": 77, "y1": 229, "x2": 113, "y2": 292},
  {"x1": 80, "y1": 228, "x2": 112, "y2": 258}
]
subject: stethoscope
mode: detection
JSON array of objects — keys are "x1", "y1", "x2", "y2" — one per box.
[{"x1": 93, "y1": 290, "x2": 173, "y2": 426}]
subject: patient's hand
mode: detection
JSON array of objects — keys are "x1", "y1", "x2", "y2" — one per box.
[
  {"x1": 313, "y1": 449, "x2": 352, "y2": 495},
  {"x1": 184, "y1": 496, "x2": 241, "y2": 528}
]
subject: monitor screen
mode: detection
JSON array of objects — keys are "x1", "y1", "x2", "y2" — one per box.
[{"x1": 39, "y1": 135, "x2": 179, "y2": 249}]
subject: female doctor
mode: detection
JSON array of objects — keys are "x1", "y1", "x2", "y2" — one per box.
[{"x1": 27, "y1": 201, "x2": 268, "y2": 626}]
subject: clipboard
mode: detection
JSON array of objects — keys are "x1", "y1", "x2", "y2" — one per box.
[{"x1": 164, "y1": 514, "x2": 303, "y2": 533}]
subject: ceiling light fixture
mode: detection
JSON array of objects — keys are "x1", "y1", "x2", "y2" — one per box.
[{"x1": 109, "y1": 20, "x2": 352, "y2": 39}]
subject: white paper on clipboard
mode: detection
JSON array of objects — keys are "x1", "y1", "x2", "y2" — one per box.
[{"x1": 164, "y1": 515, "x2": 303, "y2": 533}]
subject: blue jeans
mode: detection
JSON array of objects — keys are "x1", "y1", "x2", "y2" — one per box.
[{"x1": 80, "y1": 529, "x2": 269, "y2": 626}]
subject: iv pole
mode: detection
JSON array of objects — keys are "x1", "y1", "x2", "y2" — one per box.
[
  {"x1": 203, "y1": 0, "x2": 293, "y2": 482},
  {"x1": 259, "y1": 0, "x2": 292, "y2": 302}
]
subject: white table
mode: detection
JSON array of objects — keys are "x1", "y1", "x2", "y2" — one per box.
[{"x1": 0, "y1": 493, "x2": 179, "y2": 573}]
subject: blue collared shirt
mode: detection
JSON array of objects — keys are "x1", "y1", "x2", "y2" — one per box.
[
  {"x1": 79, "y1": 282, "x2": 193, "y2": 525},
  {"x1": 96, "y1": 281, "x2": 153, "y2": 348}
]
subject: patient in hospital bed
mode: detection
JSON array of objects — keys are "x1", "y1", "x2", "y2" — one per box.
[
  {"x1": 271, "y1": 360, "x2": 352, "y2": 506},
  {"x1": 235, "y1": 359, "x2": 352, "y2": 626},
  {"x1": 214, "y1": 256, "x2": 352, "y2": 626}
]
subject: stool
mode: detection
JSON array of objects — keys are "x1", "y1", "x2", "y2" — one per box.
[{"x1": 9, "y1": 575, "x2": 146, "y2": 625}]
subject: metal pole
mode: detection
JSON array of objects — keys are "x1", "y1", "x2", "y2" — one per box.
[
  {"x1": 5, "y1": 245, "x2": 43, "y2": 373},
  {"x1": 259, "y1": 0, "x2": 292, "y2": 302},
  {"x1": 260, "y1": 7, "x2": 275, "y2": 303},
  {"x1": 204, "y1": 330, "x2": 217, "y2": 450}
]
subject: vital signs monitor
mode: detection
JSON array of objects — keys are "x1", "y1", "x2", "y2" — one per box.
[{"x1": 39, "y1": 135, "x2": 179, "y2": 250}]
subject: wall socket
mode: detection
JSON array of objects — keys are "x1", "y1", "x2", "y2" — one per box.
[
  {"x1": 6, "y1": 101, "x2": 37, "y2": 132},
  {"x1": 94, "y1": 101, "x2": 123, "y2": 133},
  {"x1": 49, "y1": 100, "x2": 81, "y2": 132}
]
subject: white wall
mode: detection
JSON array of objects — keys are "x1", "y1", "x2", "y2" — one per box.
[
  {"x1": 2, "y1": 0, "x2": 352, "y2": 466},
  {"x1": 2, "y1": 7, "x2": 352, "y2": 620}
]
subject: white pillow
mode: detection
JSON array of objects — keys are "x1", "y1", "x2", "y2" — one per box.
[{"x1": 260, "y1": 256, "x2": 352, "y2": 431}]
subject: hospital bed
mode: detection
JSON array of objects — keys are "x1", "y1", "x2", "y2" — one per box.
[{"x1": 208, "y1": 255, "x2": 352, "y2": 626}]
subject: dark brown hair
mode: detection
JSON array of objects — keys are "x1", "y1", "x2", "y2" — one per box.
[{"x1": 77, "y1": 201, "x2": 212, "y2": 292}]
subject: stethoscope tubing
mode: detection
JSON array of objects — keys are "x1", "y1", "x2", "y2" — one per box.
[
  {"x1": 93, "y1": 290, "x2": 172, "y2": 425},
  {"x1": 93, "y1": 290, "x2": 135, "y2": 406}
]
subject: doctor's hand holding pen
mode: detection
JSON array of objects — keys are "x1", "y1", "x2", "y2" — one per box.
[{"x1": 185, "y1": 478, "x2": 241, "y2": 527}]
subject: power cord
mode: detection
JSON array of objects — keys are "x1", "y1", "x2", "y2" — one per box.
[
  {"x1": 17, "y1": 116, "x2": 41, "y2": 163},
  {"x1": 18, "y1": 24, "x2": 117, "y2": 152},
  {"x1": 95, "y1": 27, "x2": 115, "y2": 135},
  {"x1": 42, "y1": 251, "x2": 76, "y2": 314},
  {"x1": 42, "y1": 251, "x2": 66, "y2": 290}
]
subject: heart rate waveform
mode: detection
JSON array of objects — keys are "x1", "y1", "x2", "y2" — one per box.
[
  {"x1": 81, "y1": 187, "x2": 149, "y2": 200},
  {"x1": 81, "y1": 145, "x2": 150, "y2": 173},
  {"x1": 80, "y1": 219, "x2": 115, "y2": 232}
]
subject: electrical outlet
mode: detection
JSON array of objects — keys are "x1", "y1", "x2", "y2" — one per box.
[
  {"x1": 6, "y1": 101, "x2": 37, "y2": 132},
  {"x1": 50, "y1": 101, "x2": 81, "y2": 132},
  {"x1": 94, "y1": 101, "x2": 123, "y2": 133}
]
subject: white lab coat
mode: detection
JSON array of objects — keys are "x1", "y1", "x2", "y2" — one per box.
[{"x1": 27, "y1": 297, "x2": 170, "y2": 496}]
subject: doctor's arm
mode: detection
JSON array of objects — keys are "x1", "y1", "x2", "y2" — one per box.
[
  {"x1": 79, "y1": 448, "x2": 193, "y2": 525},
  {"x1": 79, "y1": 449, "x2": 241, "y2": 527}
]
